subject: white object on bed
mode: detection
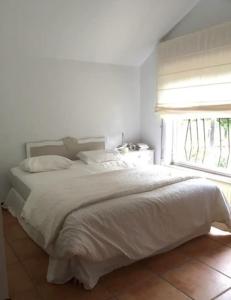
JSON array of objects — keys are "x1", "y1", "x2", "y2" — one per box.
[
  {"x1": 20, "y1": 155, "x2": 72, "y2": 173},
  {"x1": 77, "y1": 149, "x2": 120, "y2": 164}
]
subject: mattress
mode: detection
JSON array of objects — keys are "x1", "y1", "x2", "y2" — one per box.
[{"x1": 9, "y1": 167, "x2": 31, "y2": 200}]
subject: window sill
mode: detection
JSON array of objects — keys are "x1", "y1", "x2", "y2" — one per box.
[{"x1": 166, "y1": 164, "x2": 231, "y2": 185}]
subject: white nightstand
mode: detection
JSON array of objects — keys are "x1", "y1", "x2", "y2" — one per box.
[{"x1": 119, "y1": 149, "x2": 154, "y2": 167}]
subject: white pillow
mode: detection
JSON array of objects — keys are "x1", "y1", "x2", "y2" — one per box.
[
  {"x1": 77, "y1": 150, "x2": 120, "y2": 164},
  {"x1": 20, "y1": 155, "x2": 72, "y2": 173}
]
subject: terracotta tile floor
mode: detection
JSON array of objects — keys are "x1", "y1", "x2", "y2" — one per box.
[{"x1": 3, "y1": 210, "x2": 231, "y2": 300}]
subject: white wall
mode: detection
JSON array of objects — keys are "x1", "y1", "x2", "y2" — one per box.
[
  {"x1": 0, "y1": 1, "x2": 142, "y2": 200},
  {"x1": 0, "y1": 55, "x2": 140, "y2": 199},
  {"x1": 140, "y1": 0, "x2": 231, "y2": 163},
  {"x1": 140, "y1": 51, "x2": 161, "y2": 163}
]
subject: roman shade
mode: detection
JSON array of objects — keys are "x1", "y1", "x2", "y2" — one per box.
[{"x1": 157, "y1": 21, "x2": 231, "y2": 115}]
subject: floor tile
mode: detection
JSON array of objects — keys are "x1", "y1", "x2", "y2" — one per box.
[
  {"x1": 101, "y1": 262, "x2": 153, "y2": 295},
  {"x1": 163, "y1": 260, "x2": 231, "y2": 300},
  {"x1": 179, "y1": 235, "x2": 218, "y2": 257},
  {"x1": 5, "y1": 242, "x2": 18, "y2": 265},
  {"x1": 22, "y1": 256, "x2": 49, "y2": 284},
  {"x1": 117, "y1": 275, "x2": 190, "y2": 300},
  {"x1": 180, "y1": 235, "x2": 231, "y2": 277},
  {"x1": 37, "y1": 281, "x2": 111, "y2": 300},
  {"x1": 145, "y1": 247, "x2": 191, "y2": 275},
  {"x1": 12, "y1": 289, "x2": 42, "y2": 300},
  {"x1": 4, "y1": 211, "x2": 231, "y2": 300},
  {"x1": 214, "y1": 288, "x2": 231, "y2": 300},
  {"x1": 9, "y1": 237, "x2": 46, "y2": 261},
  {"x1": 7, "y1": 262, "x2": 34, "y2": 296}
]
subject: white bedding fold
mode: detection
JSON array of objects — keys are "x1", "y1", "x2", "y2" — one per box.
[{"x1": 21, "y1": 166, "x2": 195, "y2": 248}]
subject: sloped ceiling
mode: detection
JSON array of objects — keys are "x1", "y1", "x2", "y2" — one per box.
[
  {"x1": 0, "y1": 0, "x2": 199, "y2": 66},
  {"x1": 166, "y1": 0, "x2": 231, "y2": 40}
]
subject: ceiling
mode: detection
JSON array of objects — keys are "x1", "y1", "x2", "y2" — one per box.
[{"x1": 0, "y1": 0, "x2": 199, "y2": 66}]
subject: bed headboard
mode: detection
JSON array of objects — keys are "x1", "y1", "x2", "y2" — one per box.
[{"x1": 26, "y1": 136, "x2": 105, "y2": 160}]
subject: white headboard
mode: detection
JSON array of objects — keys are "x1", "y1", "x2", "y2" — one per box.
[{"x1": 26, "y1": 136, "x2": 105, "y2": 160}]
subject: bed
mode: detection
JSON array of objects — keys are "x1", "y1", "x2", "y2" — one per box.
[{"x1": 3, "y1": 137, "x2": 231, "y2": 289}]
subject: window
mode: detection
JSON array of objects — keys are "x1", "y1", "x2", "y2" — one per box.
[
  {"x1": 156, "y1": 22, "x2": 231, "y2": 177},
  {"x1": 172, "y1": 117, "x2": 231, "y2": 176}
]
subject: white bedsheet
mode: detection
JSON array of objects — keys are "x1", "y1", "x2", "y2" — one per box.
[
  {"x1": 10, "y1": 160, "x2": 130, "y2": 196},
  {"x1": 6, "y1": 160, "x2": 130, "y2": 215}
]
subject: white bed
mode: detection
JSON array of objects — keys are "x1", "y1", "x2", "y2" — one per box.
[{"x1": 4, "y1": 142, "x2": 231, "y2": 289}]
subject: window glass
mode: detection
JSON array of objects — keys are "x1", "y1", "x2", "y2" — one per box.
[{"x1": 172, "y1": 117, "x2": 231, "y2": 175}]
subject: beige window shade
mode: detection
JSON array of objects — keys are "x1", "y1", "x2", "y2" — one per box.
[{"x1": 157, "y1": 21, "x2": 231, "y2": 115}]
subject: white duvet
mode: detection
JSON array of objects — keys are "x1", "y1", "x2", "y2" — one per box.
[
  {"x1": 19, "y1": 164, "x2": 231, "y2": 288},
  {"x1": 21, "y1": 166, "x2": 195, "y2": 249}
]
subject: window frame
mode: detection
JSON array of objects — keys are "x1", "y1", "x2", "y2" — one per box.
[{"x1": 168, "y1": 117, "x2": 231, "y2": 179}]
